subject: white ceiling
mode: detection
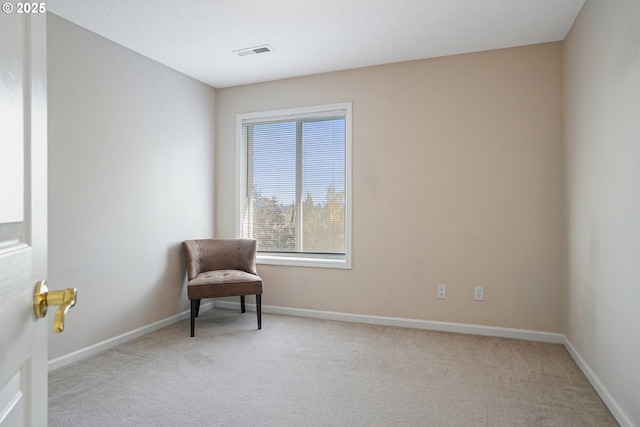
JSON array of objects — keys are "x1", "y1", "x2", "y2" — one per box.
[{"x1": 47, "y1": 0, "x2": 585, "y2": 89}]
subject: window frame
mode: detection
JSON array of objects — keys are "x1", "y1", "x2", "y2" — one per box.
[{"x1": 236, "y1": 102, "x2": 352, "y2": 269}]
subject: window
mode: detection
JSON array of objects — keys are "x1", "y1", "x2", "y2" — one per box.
[{"x1": 237, "y1": 102, "x2": 352, "y2": 269}]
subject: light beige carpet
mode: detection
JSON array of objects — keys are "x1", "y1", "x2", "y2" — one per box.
[{"x1": 49, "y1": 309, "x2": 617, "y2": 426}]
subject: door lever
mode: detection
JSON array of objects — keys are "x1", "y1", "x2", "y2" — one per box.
[{"x1": 34, "y1": 280, "x2": 77, "y2": 333}]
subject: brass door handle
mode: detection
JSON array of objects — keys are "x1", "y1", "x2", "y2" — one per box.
[{"x1": 34, "y1": 280, "x2": 77, "y2": 333}]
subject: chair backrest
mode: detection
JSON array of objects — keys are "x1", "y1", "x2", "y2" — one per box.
[{"x1": 182, "y1": 239, "x2": 258, "y2": 280}]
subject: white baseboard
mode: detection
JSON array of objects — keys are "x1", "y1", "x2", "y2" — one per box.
[
  {"x1": 47, "y1": 301, "x2": 215, "y2": 371},
  {"x1": 215, "y1": 300, "x2": 564, "y2": 344},
  {"x1": 562, "y1": 337, "x2": 635, "y2": 427}
]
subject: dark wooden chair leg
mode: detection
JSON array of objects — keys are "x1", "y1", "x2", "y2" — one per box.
[
  {"x1": 190, "y1": 299, "x2": 200, "y2": 337},
  {"x1": 256, "y1": 294, "x2": 262, "y2": 330},
  {"x1": 240, "y1": 295, "x2": 246, "y2": 313}
]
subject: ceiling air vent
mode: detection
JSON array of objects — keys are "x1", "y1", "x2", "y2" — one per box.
[{"x1": 233, "y1": 44, "x2": 274, "y2": 57}]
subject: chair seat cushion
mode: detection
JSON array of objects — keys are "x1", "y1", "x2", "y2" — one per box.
[{"x1": 187, "y1": 269, "x2": 263, "y2": 300}]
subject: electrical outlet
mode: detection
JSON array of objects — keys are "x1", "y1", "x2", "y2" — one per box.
[
  {"x1": 474, "y1": 286, "x2": 484, "y2": 301},
  {"x1": 437, "y1": 284, "x2": 446, "y2": 299}
]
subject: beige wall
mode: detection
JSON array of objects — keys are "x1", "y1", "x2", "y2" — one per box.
[
  {"x1": 564, "y1": 0, "x2": 640, "y2": 424},
  {"x1": 216, "y1": 43, "x2": 564, "y2": 332},
  {"x1": 47, "y1": 14, "x2": 216, "y2": 359}
]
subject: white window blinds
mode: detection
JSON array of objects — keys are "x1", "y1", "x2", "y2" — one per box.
[{"x1": 240, "y1": 106, "x2": 348, "y2": 257}]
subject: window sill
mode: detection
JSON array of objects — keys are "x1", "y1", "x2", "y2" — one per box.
[{"x1": 256, "y1": 253, "x2": 351, "y2": 270}]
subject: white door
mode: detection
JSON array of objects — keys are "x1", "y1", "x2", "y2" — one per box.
[{"x1": 0, "y1": 7, "x2": 49, "y2": 427}]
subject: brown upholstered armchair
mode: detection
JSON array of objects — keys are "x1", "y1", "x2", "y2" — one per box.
[{"x1": 181, "y1": 238, "x2": 263, "y2": 337}]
